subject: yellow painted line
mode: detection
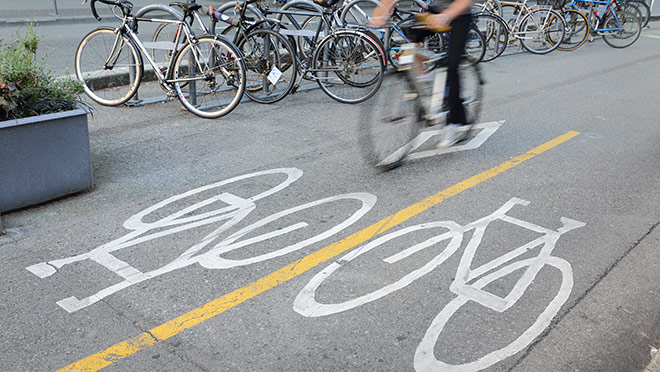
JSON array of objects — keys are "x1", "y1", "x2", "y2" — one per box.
[
  {"x1": 643, "y1": 34, "x2": 660, "y2": 40},
  {"x1": 57, "y1": 130, "x2": 580, "y2": 372}
]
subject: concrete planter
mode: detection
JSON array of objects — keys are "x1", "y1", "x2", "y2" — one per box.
[{"x1": 0, "y1": 107, "x2": 92, "y2": 212}]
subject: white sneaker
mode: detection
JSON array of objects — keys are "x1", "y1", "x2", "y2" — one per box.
[{"x1": 438, "y1": 124, "x2": 461, "y2": 147}]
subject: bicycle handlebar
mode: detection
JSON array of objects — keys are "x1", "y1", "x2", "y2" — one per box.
[{"x1": 83, "y1": 0, "x2": 133, "y2": 21}]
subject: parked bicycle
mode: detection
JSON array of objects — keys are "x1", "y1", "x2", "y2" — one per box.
[
  {"x1": 210, "y1": 0, "x2": 387, "y2": 104},
  {"x1": 75, "y1": 0, "x2": 246, "y2": 118}
]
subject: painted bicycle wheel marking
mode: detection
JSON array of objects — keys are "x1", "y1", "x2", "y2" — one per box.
[
  {"x1": 294, "y1": 198, "x2": 585, "y2": 371},
  {"x1": 27, "y1": 168, "x2": 376, "y2": 313}
]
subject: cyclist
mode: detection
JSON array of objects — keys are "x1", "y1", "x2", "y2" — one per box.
[{"x1": 373, "y1": 0, "x2": 474, "y2": 146}]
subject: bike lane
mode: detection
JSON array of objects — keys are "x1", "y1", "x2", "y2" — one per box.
[{"x1": 1, "y1": 25, "x2": 660, "y2": 372}]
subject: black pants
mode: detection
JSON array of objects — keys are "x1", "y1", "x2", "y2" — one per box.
[
  {"x1": 445, "y1": 13, "x2": 472, "y2": 126},
  {"x1": 401, "y1": 12, "x2": 472, "y2": 125}
]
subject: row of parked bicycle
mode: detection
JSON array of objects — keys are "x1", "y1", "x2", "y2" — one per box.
[{"x1": 75, "y1": 0, "x2": 645, "y2": 118}]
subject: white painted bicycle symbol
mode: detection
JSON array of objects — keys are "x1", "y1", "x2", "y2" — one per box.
[
  {"x1": 27, "y1": 168, "x2": 376, "y2": 313},
  {"x1": 293, "y1": 198, "x2": 586, "y2": 372}
]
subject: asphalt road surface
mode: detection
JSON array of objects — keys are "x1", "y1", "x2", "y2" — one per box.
[{"x1": 1, "y1": 19, "x2": 660, "y2": 372}]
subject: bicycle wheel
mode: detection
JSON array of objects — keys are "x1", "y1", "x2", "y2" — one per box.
[
  {"x1": 150, "y1": 22, "x2": 187, "y2": 68},
  {"x1": 171, "y1": 36, "x2": 246, "y2": 118},
  {"x1": 460, "y1": 62, "x2": 484, "y2": 126},
  {"x1": 602, "y1": 10, "x2": 641, "y2": 48},
  {"x1": 626, "y1": 0, "x2": 650, "y2": 27},
  {"x1": 75, "y1": 27, "x2": 143, "y2": 106},
  {"x1": 237, "y1": 28, "x2": 297, "y2": 104},
  {"x1": 465, "y1": 23, "x2": 487, "y2": 65},
  {"x1": 384, "y1": 21, "x2": 413, "y2": 69},
  {"x1": 312, "y1": 30, "x2": 385, "y2": 104},
  {"x1": 359, "y1": 71, "x2": 423, "y2": 171},
  {"x1": 473, "y1": 0, "x2": 503, "y2": 16},
  {"x1": 519, "y1": 8, "x2": 565, "y2": 54},
  {"x1": 556, "y1": 9, "x2": 589, "y2": 51},
  {"x1": 473, "y1": 12, "x2": 508, "y2": 62}
]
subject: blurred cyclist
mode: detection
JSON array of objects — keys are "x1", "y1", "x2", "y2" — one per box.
[{"x1": 372, "y1": 0, "x2": 473, "y2": 146}]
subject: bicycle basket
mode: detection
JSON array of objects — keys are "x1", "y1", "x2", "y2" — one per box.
[{"x1": 313, "y1": 0, "x2": 339, "y2": 7}]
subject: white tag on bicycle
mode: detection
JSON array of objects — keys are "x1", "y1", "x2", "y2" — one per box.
[
  {"x1": 398, "y1": 43, "x2": 416, "y2": 65},
  {"x1": 268, "y1": 67, "x2": 282, "y2": 85}
]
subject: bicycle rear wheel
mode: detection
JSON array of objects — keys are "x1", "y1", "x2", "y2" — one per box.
[
  {"x1": 519, "y1": 8, "x2": 565, "y2": 54},
  {"x1": 75, "y1": 27, "x2": 143, "y2": 106},
  {"x1": 237, "y1": 28, "x2": 297, "y2": 104},
  {"x1": 556, "y1": 9, "x2": 589, "y2": 51},
  {"x1": 602, "y1": 10, "x2": 641, "y2": 48},
  {"x1": 359, "y1": 71, "x2": 423, "y2": 171},
  {"x1": 171, "y1": 36, "x2": 246, "y2": 118},
  {"x1": 313, "y1": 30, "x2": 385, "y2": 104}
]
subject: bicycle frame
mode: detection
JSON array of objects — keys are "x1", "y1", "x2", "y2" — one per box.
[
  {"x1": 500, "y1": 0, "x2": 556, "y2": 40},
  {"x1": 569, "y1": 0, "x2": 624, "y2": 32}
]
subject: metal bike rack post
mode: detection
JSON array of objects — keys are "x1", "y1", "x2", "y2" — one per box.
[
  {"x1": 0, "y1": 213, "x2": 5, "y2": 236},
  {"x1": 126, "y1": 4, "x2": 185, "y2": 106},
  {"x1": 189, "y1": 51, "x2": 197, "y2": 106},
  {"x1": 53, "y1": 0, "x2": 59, "y2": 15}
]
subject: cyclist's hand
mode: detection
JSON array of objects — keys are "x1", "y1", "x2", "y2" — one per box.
[{"x1": 428, "y1": 13, "x2": 452, "y2": 30}]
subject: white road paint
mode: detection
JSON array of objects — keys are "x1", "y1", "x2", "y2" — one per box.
[
  {"x1": 26, "y1": 168, "x2": 376, "y2": 313},
  {"x1": 406, "y1": 121, "x2": 504, "y2": 160},
  {"x1": 293, "y1": 198, "x2": 585, "y2": 372}
]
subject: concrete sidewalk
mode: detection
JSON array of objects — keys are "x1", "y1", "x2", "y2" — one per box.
[{"x1": 0, "y1": 0, "x2": 178, "y2": 25}]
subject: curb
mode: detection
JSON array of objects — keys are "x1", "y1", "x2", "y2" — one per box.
[{"x1": 0, "y1": 16, "x2": 102, "y2": 27}]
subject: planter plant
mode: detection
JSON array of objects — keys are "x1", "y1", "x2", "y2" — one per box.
[{"x1": 0, "y1": 23, "x2": 93, "y2": 212}]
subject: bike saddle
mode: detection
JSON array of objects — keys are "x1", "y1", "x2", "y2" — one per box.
[{"x1": 169, "y1": 2, "x2": 202, "y2": 13}]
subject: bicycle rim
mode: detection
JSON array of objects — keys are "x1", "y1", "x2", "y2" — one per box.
[
  {"x1": 460, "y1": 63, "x2": 483, "y2": 127},
  {"x1": 519, "y1": 9, "x2": 565, "y2": 54},
  {"x1": 358, "y1": 71, "x2": 422, "y2": 171},
  {"x1": 557, "y1": 9, "x2": 589, "y2": 51},
  {"x1": 602, "y1": 11, "x2": 641, "y2": 48},
  {"x1": 473, "y1": 12, "x2": 509, "y2": 62},
  {"x1": 172, "y1": 37, "x2": 246, "y2": 118},
  {"x1": 75, "y1": 27, "x2": 142, "y2": 106},
  {"x1": 313, "y1": 31, "x2": 385, "y2": 104},
  {"x1": 238, "y1": 28, "x2": 297, "y2": 104}
]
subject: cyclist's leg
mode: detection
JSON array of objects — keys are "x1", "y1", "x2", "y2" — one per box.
[{"x1": 445, "y1": 13, "x2": 472, "y2": 126}]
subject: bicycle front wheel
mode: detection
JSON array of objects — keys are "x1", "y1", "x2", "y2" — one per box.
[
  {"x1": 602, "y1": 11, "x2": 641, "y2": 48},
  {"x1": 171, "y1": 36, "x2": 246, "y2": 118},
  {"x1": 313, "y1": 30, "x2": 385, "y2": 104},
  {"x1": 75, "y1": 27, "x2": 143, "y2": 106},
  {"x1": 556, "y1": 9, "x2": 589, "y2": 51},
  {"x1": 359, "y1": 71, "x2": 423, "y2": 171},
  {"x1": 519, "y1": 9, "x2": 565, "y2": 54}
]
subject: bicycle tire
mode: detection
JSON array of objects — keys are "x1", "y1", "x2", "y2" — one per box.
[
  {"x1": 237, "y1": 28, "x2": 297, "y2": 104},
  {"x1": 474, "y1": 0, "x2": 503, "y2": 17},
  {"x1": 312, "y1": 30, "x2": 385, "y2": 104},
  {"x1": 473, "y1": 12, "x2": 509, "y2": 62},
  {"x1": 358, "y1": 70, "x2": 423, "y2": 171},
  {"x1": 519, "y1": 8, "x2": 565, "y2": 54},
  {"x1": 171, "y1": 35, "x2": 246, "y2": 118},
  {"x1": 465, "y1": 23, "x2": 487, "y2": 65},
  {"x1": 601, "y1": 10, "x2": 641, "y2": 48},
  {"x1": 151, "y1": 22, "x2": 186, "y2": 67},
  {"x1": 75, "y1": 27, "x2": 143, "y2": 106},
  {"x1": 556, "y1": 9, "x2": 589, "y2": 51},
  {"x1": 626, "y1": 0, "x2": 650, "y2": 27}
]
